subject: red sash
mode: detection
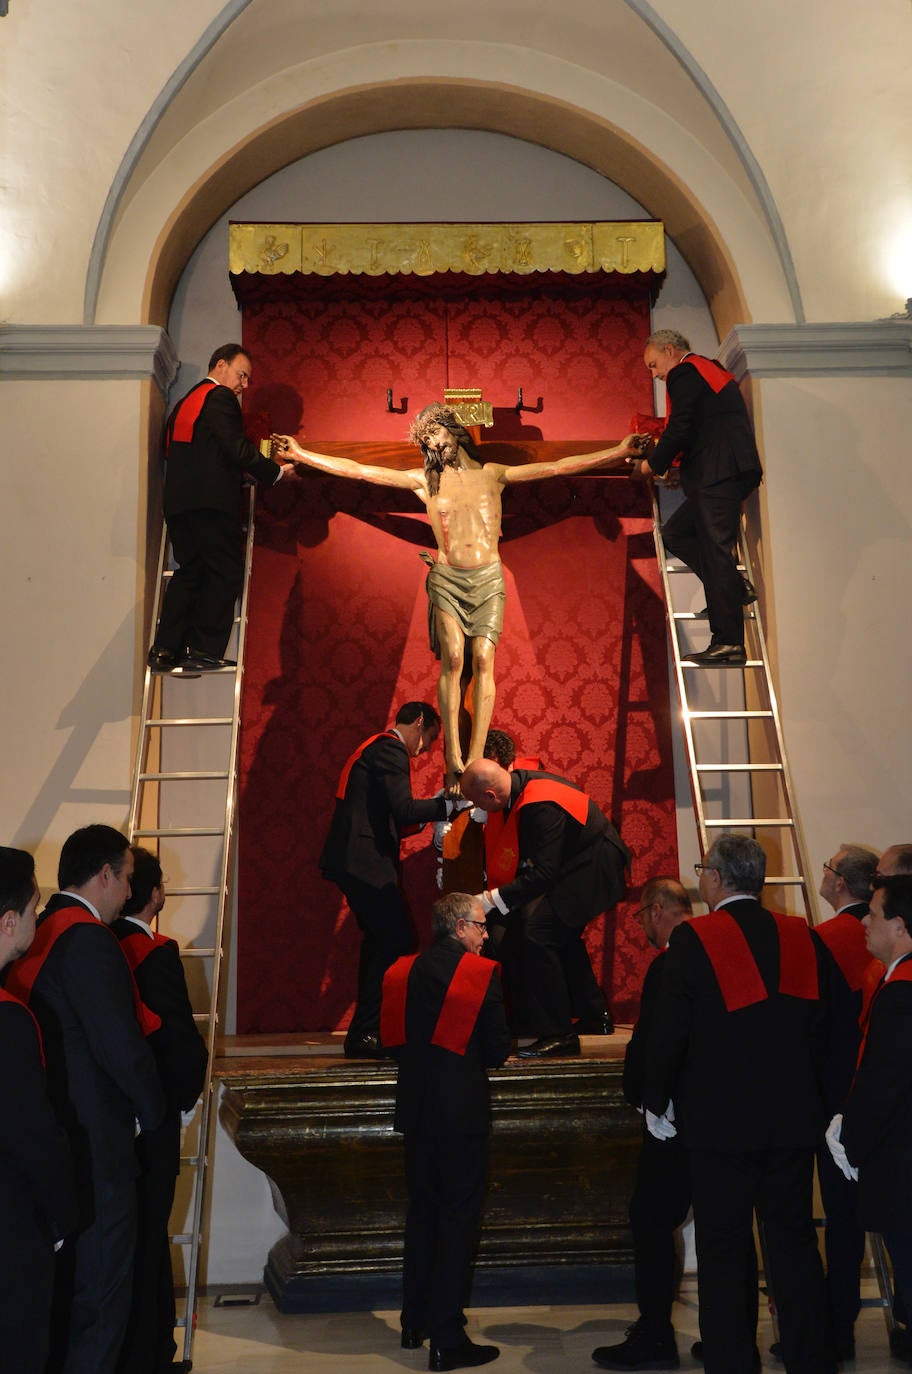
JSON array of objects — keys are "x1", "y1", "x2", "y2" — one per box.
[
  {"x1": 166, "y1": 378, "x2": 217, "y2": 450},
  {"x1": 670, "y1": 354, "x2": 735, "y2": 399},
  {"x1": 485, "y1": 776, "x2": 590, "y2": 889},
  {"x1": 815, "y1": 911, "x2": 877, "y2": 994},
  {"x1": 118, "y1": 928, "x2": 177, "y2": 973},
  {"x1": 381, "y1": 952, "x2": 498, "y2": 1056},
  {"x1": 7, "y1": 906, "x2": 162, "y2": 1036},
  {"x1": 856, "y1": 957, "x2": 912, "y2": 1067},
  {"x1": 335, "y1": 731, "x2": 398, "y2": 800},
  {"x1": 513, "y1": 756, "x2": 542, "y2": 771},
  {"x1": 335, "y1": 730, "x2": 425, "y2": 837},
  {"x1": 0, "y1": 985, "x2": 46, "y2": 1066},
  {"x1": 688, "y1": 909, "x2": 819, "y2": 1012}
]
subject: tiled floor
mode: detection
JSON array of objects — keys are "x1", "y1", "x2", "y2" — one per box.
[{"x1": 188, "y1": 1280, "x2": 904, "y2": 1371}]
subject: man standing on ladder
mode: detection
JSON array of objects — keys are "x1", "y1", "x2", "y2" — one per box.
[
  {"x1": 631, "y1": 329, "x2": 763, "y2": 667},
  {"x1": 148, "y1": 343, "x2": 296, "y2": 674}
]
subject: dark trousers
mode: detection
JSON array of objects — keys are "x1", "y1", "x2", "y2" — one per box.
[
  {"x1": 49, "y1": 1175, "x2": 137, "y2": 1374},
  {"x1": 629, "y1": 1133, "x2": 692, "y2": 1334},
  {"x1": 883, "y1": 1231, "x2": 912, "y2": 1341},
  {"x1": 116, "y1": 1165, "x2": 178, "y2": 1374},
  {"x1": 661, "y1": 475, "x2": 758, "y2": 645},
  {"x1": 402, "y1": 1132, "x2": 488, "y2": 1347},
  {"x1": 340, "y1": 877, "x2": 415, "y2": 1039},
  {"x1": 154, "y1": 509, "x2": 243, "y2": 658},
  {"x1": 816, "y1": 1145, "x2": 865, "y2": 1342},
  {"x1": 0, "y1": 1225, "x2": 56, "y2": 1373},
  {"x1": 521, "y1": 895, "x2": 588, "y2": 1039},
  {"x1": 689, "y1": 1146, "x2": 834, "y2": 1374}
]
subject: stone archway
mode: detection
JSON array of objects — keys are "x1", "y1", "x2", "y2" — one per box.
[{"x1": 142, "y1": 78, "x2": 749, "y2": 338}]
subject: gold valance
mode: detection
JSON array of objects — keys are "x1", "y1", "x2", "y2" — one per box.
[{"x1": 228, "y1": 221, "x2": 665, "y2": 278}]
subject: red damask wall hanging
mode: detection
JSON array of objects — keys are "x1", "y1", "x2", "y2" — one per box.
[{"x1": 231, "y1": 222, "x2": 676, "y2": 1031}]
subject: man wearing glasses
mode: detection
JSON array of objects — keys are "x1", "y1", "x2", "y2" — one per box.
[
  {"x1": 381, "y1": 892, "x2": 511, "y2": 1372},
  {"x1": 642, "y1": 835, "x2": 833, "y2": 1374}
]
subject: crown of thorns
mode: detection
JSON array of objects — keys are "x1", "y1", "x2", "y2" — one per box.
[{"x1": 408, "y1": 404, "x2": 463, "y2": 450}]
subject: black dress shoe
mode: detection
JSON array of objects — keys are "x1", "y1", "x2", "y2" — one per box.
[
  {"x1": 685, "y1": 643, "x2": 747, "y2": 666},
  {"x1": 517, "y1": 1033, "x2": 581, "y2": 1059},
  {"x1": 577, "y1": 1011, "x2": 614, "y2": 1035},
  {"x1": 428, "y1": 1337, "x2": 499, "y2": 1370},
  {"x1": 147, "y1": 646, "x2": 179, "y2": 671},
  {"x1": 401, "y1": 1326, "x2": 426, "y2": 1349},
  {"x1": 181, "y1": 648, "x2": 237, "y2": 671},
  {"x1": 343, "y1": 1032, "x2": 387, "y2": 1059}
]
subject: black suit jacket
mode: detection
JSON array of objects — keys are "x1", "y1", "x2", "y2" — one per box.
[
  {"x1": 841, "y1": 956, "x2": 912, "y2": 1233},
  {"x1": 649, "y1": 356, "x2": 763, "y2": 493},
  {"x1": 623, "y1": 949, "x2": 667, "y2": 1109},
  {"x1": 390, "y1": 937, "x2": 511, "y2": 1136},
  {"x1": 812, "y1": 903, "x2": 871, "y2": 1113},
  {"x1": 18, "y1": 895, "x2": 165, "y2": 1204},
  {"x1": 320, "y1": 732, "x2": 447, "y2": 890},
  {"x1": 496, "y1": 770, "x2": 629, "y2": 926},
  {"x1": 643, "y1": 898, "x2": 827, "y2": 1150},
  {"x1": 0, "y1": 993, "x2": 77, "y2": 1248},
  {"x1": 111, "y1": 918, "x2": 209, "y2": 1177},
  {"x1": 163, "y1": 381, "x2": 282, "y2": 518}
]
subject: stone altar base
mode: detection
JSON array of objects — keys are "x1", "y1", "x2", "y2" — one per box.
[{"x1": 218, "y1": 1034, "x2": 641, "y2": 1313}]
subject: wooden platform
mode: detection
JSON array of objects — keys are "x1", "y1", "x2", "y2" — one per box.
[{"x1": 217, "y1": 1032, "x2": 641, "y2": 1311}]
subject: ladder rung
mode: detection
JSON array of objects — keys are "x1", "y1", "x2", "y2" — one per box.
[
  {"x1": 180, "y1": 1155, "x2": 202, "y2": 1166},
  {"x1": 695, "y1": 763, "x2": 783, "y2": 772},
  {"x1": 687, "y1": 710, "x2": 773, "y2": 719},
  {"x1": 168, "y1": 886, "x2": 220, "y2": 896},
  {"x1": 193, "y1": 1012, "x2": 213, "y2": 1023},
  {"x1": 133, "y1": 827, "x2": 226, "y2": 838},
  {"x1": 704, "y1": 818, "x2": 795, "y2": 828},
  {"x1": 765, "y1": 877, "x2": 807, "y2": 886},
  {"x1": 139, "y1": 770, "x2": 230, "y2": 781},
  {"x1": 673, "y1": 611, "x2": 757, "y2": 621},
  {"x1": 180, "y1": 947, "x2": 217, "y2": 958},
  {"x1": 171, "y1": 1233, "x2": 193, "y2": 1246},
  {"x1": 146, "y1": 717, "x2": 233, "y2": 727}
]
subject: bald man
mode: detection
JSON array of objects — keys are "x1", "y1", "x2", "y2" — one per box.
[{"x1": 460, "y1": 758, "x2": 629, "y2": 1058}]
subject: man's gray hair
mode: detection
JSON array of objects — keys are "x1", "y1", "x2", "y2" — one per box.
[
  {"x1": 432, "y1": 891, "x2": 479, "y2": 939},
  {"x1": 834, "y1": 844, "x2": 880, "y2": 900},
  {"x1": 646, "y1": 328, "x2": 691, "y2": 353},
  {"x1": 705, "y1": 834, "x2": 766, "y2": 896}
]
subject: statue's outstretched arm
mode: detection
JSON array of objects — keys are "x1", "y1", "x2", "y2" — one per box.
[
  {"x1": 274, "y1": 435, "x2": 424, "y2": 492},
  {"x1": 499, "y1": 433, "x2": 649, "y2": 484}
]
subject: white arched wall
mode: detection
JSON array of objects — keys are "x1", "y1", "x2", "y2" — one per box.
[{"x1": 95, "y1": 51, "x2": 794, "y2": 335}]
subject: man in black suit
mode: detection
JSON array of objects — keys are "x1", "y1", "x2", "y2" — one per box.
[
  {"x1": 0, "y1": 846, "x2": 76, "y2": 1374},
  {"x1": 148, "y1": 342, "x2": 295, "y2": 672},
  {"x1": 593, "y1": 876, "x2": 693, "y2": 1370},
  {"x1": 321, "y1": 701, "x2": 458, "y2": 1058},
  {"x1": 813, "y1": 842, "x2": 879, "y2": 1361},
  {"x1": 835, "y1": 876, "x2": 912, "y2": 1363},
  {"x1": 112, "y1": 846, "x2": 208, "y2": 1374},
  {"x1": 643, "y1": 835, "x2": 834, "y2": 1374},
  {"x1": 5, "y1": 825, "x2": 165, "y2": 1374},
  {"x1": 459, "y1": 758, "x2": 629, "y2": 1059},
  {"x1": 381, "y1": 891, "x2": 511, "y2": 1371},
  {"x1": 631, "y1": 329, "x2": 763, "y2": 666}
]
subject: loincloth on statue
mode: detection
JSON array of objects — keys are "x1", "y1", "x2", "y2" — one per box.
[{"x1": 422, "y1": 555, "x2": 506, "y2": 659}]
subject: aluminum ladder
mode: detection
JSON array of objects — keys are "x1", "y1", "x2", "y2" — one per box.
[
  {"x1": 650, "y1": 484, "x2": 814, "y2": 924},
  {"x1": 127, "y1": 485, "x2": 256, "y2": 1367}
]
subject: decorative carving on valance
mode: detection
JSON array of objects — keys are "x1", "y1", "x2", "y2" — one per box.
[{"x1": 229, "y1": 220, "x2": 665, "y2": 279}]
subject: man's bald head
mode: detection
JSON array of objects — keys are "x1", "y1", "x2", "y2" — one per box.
[
  {"x1": 460, "y1": 758, "x2": 512, "y2": 811},
  {"x1": 879, "y1": 845, "x2": 912, "y2": 878}
]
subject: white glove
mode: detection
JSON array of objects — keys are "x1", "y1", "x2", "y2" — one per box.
[
  {"x1": 433, "y1": 818, "x2": 452, "y2": 853},
  {"x1": 825, "y1": 1113, "x2": 858, "y2": 1182},
  {"x1": 646, "y1": 1106, "x2": 678, "y2": 1140},
  {"x1": 478, "y1": 890, "x2": 496, "y2": 915},
  {"x1": 470, "y1": 807, "x2": 488, "y2": 824}
]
